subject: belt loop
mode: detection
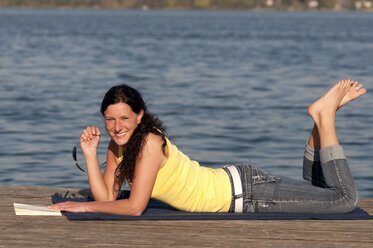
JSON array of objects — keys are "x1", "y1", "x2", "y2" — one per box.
[{"x1": 225, "y1": 165, "x2": 243, "y2": 213}]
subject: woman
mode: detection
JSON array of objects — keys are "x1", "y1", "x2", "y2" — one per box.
[{"x1": 50, "y1": 79, "x2": 367, "y2": 215}]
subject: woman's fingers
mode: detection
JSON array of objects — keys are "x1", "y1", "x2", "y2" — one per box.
[
  {"x1": 91, "y1": 126, "x2": 101, "y2": 137},
  {"x1": 80, "y1": 126, "x2": 101, "y2": 141},
  {"x1": 86, "y1": 126, "x2": 94, "y2": 138},
  {"x1": 48, "y1": 201, "x2": 87, "y2": 212}
]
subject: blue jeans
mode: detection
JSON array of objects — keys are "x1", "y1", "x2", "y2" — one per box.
[{"x1": 226, "y1": 145, "x2": 359, "y2": 214}]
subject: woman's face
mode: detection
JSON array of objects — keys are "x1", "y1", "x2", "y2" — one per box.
[{"x1": 104, "y1": 102, "x2": 143, "y2": 146}]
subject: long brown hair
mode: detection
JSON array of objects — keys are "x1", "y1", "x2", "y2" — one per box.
[{"x1": 100, "y1": 84, "x2": 167, "y2": 189}]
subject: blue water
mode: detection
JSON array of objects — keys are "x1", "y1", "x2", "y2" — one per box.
[{"x1": 0, "y1": 9, "x2": 372, "y2": 197}]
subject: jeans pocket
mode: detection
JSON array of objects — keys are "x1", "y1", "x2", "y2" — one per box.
[{"x1": 251, "y1": 166, "x2": 281, "y2": 185}]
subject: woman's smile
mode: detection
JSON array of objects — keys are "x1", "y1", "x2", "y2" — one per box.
[{"x1": 112, "y1": 131, "x2": 128, "y2": 139}]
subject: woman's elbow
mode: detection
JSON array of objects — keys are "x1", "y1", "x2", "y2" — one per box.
[
  {"x1": 128, "y1": 206, "x2": 144, "y2": 216},
  {"x1": 129, "y1": 211, "x2": 143, "y2": 216},
  {"x1": 126, "y1": 202, "x2": 146, "y2": 216}
]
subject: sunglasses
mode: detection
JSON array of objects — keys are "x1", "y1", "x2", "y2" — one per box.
[{"x1": 72, "y1": 146, "x2": 106, "y2": 173}]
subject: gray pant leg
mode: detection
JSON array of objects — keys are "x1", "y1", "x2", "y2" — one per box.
[
  {"x1": 319, "y1": 145, "x2": 359, "y2": 211},
  {"x1": 303, "y1": 144, "x2": 326, "y2": 187},
  {"x1": 250, "y1": 145, "x2": 359, "y2": 214}
]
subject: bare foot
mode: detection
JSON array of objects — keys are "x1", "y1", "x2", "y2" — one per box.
[
  {"x1": 339, "y1": 80, "x2": 367, "y2": 109},
  {"x1": 308, "y1": 80, "x2": 351, "y2": 126}
]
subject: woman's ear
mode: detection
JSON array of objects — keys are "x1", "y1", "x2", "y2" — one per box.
[{"x1": 137, "y1": 110, "x2": 144, "y2": 124}]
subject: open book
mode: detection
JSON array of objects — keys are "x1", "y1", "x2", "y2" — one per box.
[{"x1": 14, "y1": 203, "x2": 62, "y2": 216}]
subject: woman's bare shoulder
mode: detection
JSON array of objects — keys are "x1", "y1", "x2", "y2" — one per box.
[
  {"x1": 142, "y1": 133, "x2": 168, "y2": 167},
  {"x1": 145, "y1": 132, "x2": 165, "y2": 148}
]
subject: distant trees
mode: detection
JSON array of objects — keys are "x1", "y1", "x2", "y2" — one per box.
[{"x1": 318, "y1": 0, "x2": 338, "y2": 9}]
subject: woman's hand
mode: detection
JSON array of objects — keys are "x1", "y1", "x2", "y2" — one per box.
[
  {"x1": 80, "y1": 126, "x2": 101, "y2": 156},
  {"x1": 48, "y1": 201, "x2": 88, "y2": 212}
]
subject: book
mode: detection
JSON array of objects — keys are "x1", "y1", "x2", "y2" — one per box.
[{"x1": 13, "y1": 203, "x2": 62, "y2": 216}]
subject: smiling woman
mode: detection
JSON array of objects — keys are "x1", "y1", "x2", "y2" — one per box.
[
  {"x1": 50, "y1": 81, "x2": 366, "y2": 216},
  {"x1": 75, "y1": 85, "x2": 168, "y2": 210}
]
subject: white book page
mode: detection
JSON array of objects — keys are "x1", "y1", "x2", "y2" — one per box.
[{"x1": 14, "y1": 203, "x2": 62, "y2": 216}]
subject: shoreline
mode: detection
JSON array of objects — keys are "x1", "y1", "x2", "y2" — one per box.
[
  {"x1": 0, "y1": 6, "x2": 372, "y2": 12},
  {"x1": 0, "y1": 7, "x2": 372, "y2": 14}
]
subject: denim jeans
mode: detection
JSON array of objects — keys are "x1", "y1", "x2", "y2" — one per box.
[{"x1": 226, "y1": 144, "x2": 359, "y2": 214}]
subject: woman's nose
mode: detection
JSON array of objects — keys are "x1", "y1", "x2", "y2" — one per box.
[{"x1": 114, "y1": 121, "x2": 122, "y2": 132}]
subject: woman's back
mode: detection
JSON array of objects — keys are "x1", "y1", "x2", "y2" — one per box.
[{"x1": 151, "y1": 138, "x2": 232, "y2": 212}]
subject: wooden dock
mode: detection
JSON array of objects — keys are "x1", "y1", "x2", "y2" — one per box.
[{"x1": 0, "y1": 186, "x2": 372, "y2": 247}]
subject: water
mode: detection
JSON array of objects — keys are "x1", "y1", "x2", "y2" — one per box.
[{"x1": 0, "y1": 9, "x2": 372, "y2": 197}]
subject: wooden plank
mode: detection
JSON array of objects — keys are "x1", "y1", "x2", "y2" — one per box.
[{"x1": 0, "y1": 186, "x2": 372, "y2": 247}]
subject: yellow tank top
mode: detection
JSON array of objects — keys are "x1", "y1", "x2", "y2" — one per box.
[{"x1": 118, "y1": 138, "x2": 232, "y2": 212}]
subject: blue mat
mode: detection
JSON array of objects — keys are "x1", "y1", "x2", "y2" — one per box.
[{"x1": 52, "y1": 191, "x2": 372, "y2": 221}]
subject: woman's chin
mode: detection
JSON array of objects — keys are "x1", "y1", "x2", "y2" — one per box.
[{"x1": 112, "y1": 137, "x2": 129, "y2": 146}]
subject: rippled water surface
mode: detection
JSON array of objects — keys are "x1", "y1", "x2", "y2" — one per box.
[{"x1": 0, "y1": 9, "x2": 372, "y2": 197}]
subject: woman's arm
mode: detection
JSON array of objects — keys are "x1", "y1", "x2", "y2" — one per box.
[
  {"x1": 50, "y1": 133, "x2": 166, "y2": 216},
  {"x1": 99, "y1": 140, "x2": 121, "y2": 201},
  {"x1": 120, "y1": 133, "x2": 166, "y2": 214},
  {"x1": 79, "y1": 126, "x2": 118, "y2": 202}
]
